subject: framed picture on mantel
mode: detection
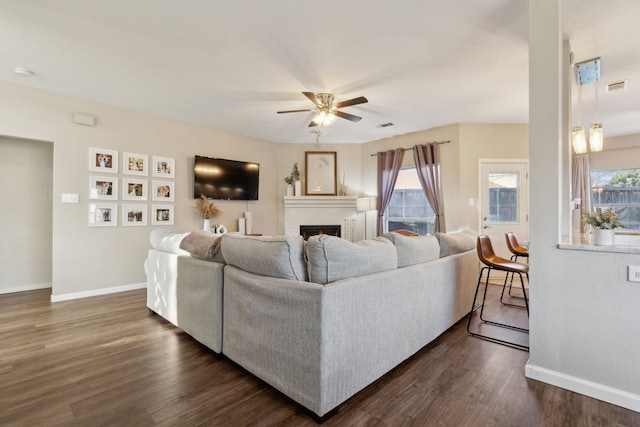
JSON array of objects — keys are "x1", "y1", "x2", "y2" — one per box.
[{"x1": 305, "y1": 151, "x2": 337, "y2": 196}]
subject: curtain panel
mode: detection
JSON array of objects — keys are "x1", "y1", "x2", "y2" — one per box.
[
  {"x1": 572, "y1": 153, "x2": 592, "y2": 220},
  {"x1": 413, "y1": 143, "x2": 446, "y2": 233},
  {"x1": 376, "y1": 148, "x2": 404, "y2": 236}
]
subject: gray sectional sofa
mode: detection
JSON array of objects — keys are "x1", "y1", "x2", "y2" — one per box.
[{"x1": 145, "y1": 229, "x2": 479, "y2": 419}]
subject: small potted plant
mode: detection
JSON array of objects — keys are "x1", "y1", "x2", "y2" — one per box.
[
  {"x1": 194, "y1": 194, "x2": 223, "y2": 232},
  {"x1": 284, "y1": 162, "x2": 301, "y2": 196},
  {"x1": 582, "y1": 206, "x2": 626, "y2": 245}
]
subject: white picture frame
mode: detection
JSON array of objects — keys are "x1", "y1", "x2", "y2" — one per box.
[
  {"x1": 122, "y1": 204, "x2": 148, "y2": 226},
  {"x1": 89, "y1": 176, "x2": 118, "y2": 200},
  {"x1": 122, "y1": 178, "x2": 148, "y2": 201},
  {"x1": 151, "y1": 180, "x2": 175, "y2": 202},
  {"x1": 151, "y1": 204, "x2": 174, "y2": 225},
  {"x1": 152, "y1": 156, "x2": 175, "y2": 178},
  {"x1": 123, "y1": 152, "x2": 148, "y2": 176},
  {"x1": 89, "y1": 203, "x2": 117, "y2": 227},
  {"x1": 89, "y1": 148, "x2": 118, "y2": 174}
]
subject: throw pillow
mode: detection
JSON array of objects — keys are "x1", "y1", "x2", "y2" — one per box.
[{"x1": 179, "y1": 230, "x2": 225, "y2": 263}]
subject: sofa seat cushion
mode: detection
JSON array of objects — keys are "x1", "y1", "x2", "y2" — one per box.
[
  {"x1": 382, "y1": 232, "x2": 440, "y2": 267},
  {"x1": 221, "y1": 234, "x2": 307, "y2": 281},
  {"x1": 179, "y1": 230, "x2": 225, "y2": 263},
  {"x1": 434, "y1": 229, "x2": 477, "y2": 257},
  {"x1": 149, "y1": 229, "x2": 190, "y2": 255},
  {"x1": 306, "y1": 235, "x2": 397, "y2": 285}
]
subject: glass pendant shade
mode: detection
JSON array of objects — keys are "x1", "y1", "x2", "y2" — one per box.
[
  {"x1": 572, "y1": 126, "x2": 588, "y2": 154},
  {"x1": 589, "y1": 124, "x2": 603, "y2": 152}
]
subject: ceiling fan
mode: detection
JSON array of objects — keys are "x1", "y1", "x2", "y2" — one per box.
[{"x1": 277, "y1": 92, "x2": 368, "y2": 127}]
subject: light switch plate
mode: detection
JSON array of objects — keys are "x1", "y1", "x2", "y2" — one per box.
[
  {"x1": 628, "y1": 266, "x2": 640, "y2": 283},
  {"x1": 61, "y1": 193, "x2": 79, "y2": 203}
]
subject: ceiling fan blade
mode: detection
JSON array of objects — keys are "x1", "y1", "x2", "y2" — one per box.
[
  {"x1": 308, "y1": 121, "x2": 318, "y2": 127},
  {"x1": 335, "y1": 96, "x2": 368, "y2": 108},
  {"x1": 303, "y1": 91, "x2": 320, "y2": 106},
  {"x1": 277, "y1": 109, "x2": 313, "y2": 114},
  {"x1": 334, "y1": 110, "x2": 362, "y2": 122}
]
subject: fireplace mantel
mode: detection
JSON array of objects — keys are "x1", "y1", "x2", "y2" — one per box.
[{"x1": 283, "y1": 196, "x2": 357, "y2": 208}]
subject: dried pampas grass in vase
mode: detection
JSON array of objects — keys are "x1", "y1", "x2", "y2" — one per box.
[{"x1": 195, "y1": 194, "x2": 222, "y2": 231}]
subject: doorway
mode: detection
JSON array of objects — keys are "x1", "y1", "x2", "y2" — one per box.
[
  {"x1": 479, "y1": 159, "x2": 529, "y2": 271},
  {"x1": 0, "y1": 136, "x2": 53, "y2": 294}
]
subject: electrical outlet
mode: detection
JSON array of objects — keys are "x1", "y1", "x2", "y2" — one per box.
[{"x1": 628, "y1": 266, "x2": 640, "y2": 283}]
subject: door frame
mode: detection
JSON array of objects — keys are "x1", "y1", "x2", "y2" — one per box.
[{"x1": 478, "y1": 158, "x2": 530, "y2": 256}]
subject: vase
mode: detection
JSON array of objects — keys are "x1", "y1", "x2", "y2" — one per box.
[
  {"x1": 286, "y1": 184, "x2": 293, "y2": 196},
  {"x1": 294, "y1": 180, "x2": 302, "y2": 197},
  {"x1": 203, "y1": 219, "x2": 211, "y2": 232},
  {"x1": 593, "y1": 228, "x2": 615, "y2": 246}
]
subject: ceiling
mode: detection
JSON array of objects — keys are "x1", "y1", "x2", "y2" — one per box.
[{"x1": 1, "y1": 0, "x2": 639, "y2": 145}]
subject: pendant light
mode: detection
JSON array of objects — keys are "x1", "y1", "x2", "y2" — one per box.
[
  {"x1": 572, "y1": 81, "x2": 588, "y2": 154},
  {"x1": 573, "y1": 57, "x2": 603, "y2": 154},
  {"x1": 589, "y1": 80, "x2": 603, "y2": 152}
]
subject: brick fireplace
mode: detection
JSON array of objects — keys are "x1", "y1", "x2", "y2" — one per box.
[{"x1": 284, "y1": 196, "x2": 358, "y2": 241}]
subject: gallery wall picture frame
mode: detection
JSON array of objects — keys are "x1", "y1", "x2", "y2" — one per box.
[
  {"x1": 123, "y1": 152, "x2": 148, "y2": 176},
  {"x1": 122, "y1": 204, "x2": 148, "y2": 226},
  {"x1": 152, "y1": 180, "x2": 175, "y2": 202},
  {"x1": 88, "y1": 203, "x2": 117, "y2": 227},
  {"x1": 305, "y1": 151, "x2": 337, "y2": 196},
  {"x1": 152, "y1": 156, "x2": 175, "y2": 178},
  {"x1": 89, "y1": 148, "x2": 118, "y2": 174},
  {"x1": 122, "y1": 178, "x2": 148, "y2": 201},
  {"x1": 151, "y1": 205, "x2": 174, "y2": 225},
  {"x1": 89, "y1": 176, "x2": 118, "y2": 200}
]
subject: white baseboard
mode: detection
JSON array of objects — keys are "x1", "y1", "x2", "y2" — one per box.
[
  {"x1": 0, "y1": 282, "x2": 52, "y2": 295},
  {"x1": 525, "y1": 362, "x2": 640, "y2": 413},
  {"x1": 51, "y1": 282, "x2": 146, "y2": 302}
]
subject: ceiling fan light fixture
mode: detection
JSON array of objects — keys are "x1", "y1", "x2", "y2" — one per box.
[{"x1": 313, "y1": 108, "x2": 338, "y2": 126}]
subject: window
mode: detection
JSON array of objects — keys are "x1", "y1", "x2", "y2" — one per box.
[
  {"x1": 385, "y1": 168, "x2": 435, "y2": 235},
  {"x1": 488, "y1": 172, "x2": 518, "y2": 223},
  {"x1": 591, "y1": 168, "x2": 640, "y2": 230}
]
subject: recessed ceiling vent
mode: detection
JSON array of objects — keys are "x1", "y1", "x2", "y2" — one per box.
[
  {"x1": 378, "y1": 122, "x2": 394, "y2": 128},
  {"x1": 606, "y1": 80, "x2": 628, "y2": 93}
]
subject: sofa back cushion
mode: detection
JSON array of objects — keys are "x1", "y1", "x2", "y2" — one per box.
[
  {"x1": 149, "y1": 229, "x2": 190, "y2": 255},
  {"x1": 221, "y1": 234, "x2": 307, "y2": 281},
  {"x1": 433, "y1": 229, "x2": 477, "y2": 257},
  {"x1": 306, "y1": 235, "x2": 397, "y2": 285},
  {"x1": 382, "y1": 232, "x2": 440, "y2": 267}
]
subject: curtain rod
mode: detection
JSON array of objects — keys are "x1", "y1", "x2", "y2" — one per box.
[{"x1": 370, "y1": 141, "x2": 451, "y2": 156}]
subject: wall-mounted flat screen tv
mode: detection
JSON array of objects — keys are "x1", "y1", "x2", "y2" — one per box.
[{"x1": 194, "y1": 155, "x2": 259, "y2": 201}]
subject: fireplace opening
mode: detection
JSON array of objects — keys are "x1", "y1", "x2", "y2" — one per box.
[{"x1": 300, "y1": 225, "x2": 341, "y2": 241}]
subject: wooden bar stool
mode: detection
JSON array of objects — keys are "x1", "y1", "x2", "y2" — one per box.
[
  {"x1": 504, "y1": 232, "x2": 529, "y2": 303},
  {"x1": 506, "y1": 232, "x2": 528, "y2": 263},
  {"x1": 467, "y1": 235, "x2": 529, "y2": 350}
]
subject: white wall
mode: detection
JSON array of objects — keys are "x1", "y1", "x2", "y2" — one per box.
[
  {"x1": 0, "y1": 136, "x2": 53, "y2": 293},
  {"x1": 526, "y1": 0, "x2": 640, "y2": 412},
  {"x1": 0, "y1": 81, "x2": 369, "y2": 300},
  {"x1": 589, "y1": 134, "x2": 640, "y2": 171},
  {"x1": 0, "y1": 81, "x2": 282, "y2": 299}
]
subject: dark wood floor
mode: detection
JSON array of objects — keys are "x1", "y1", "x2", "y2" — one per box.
[{"x1": 1, "y1": 285, "x2": 639, "y2": 426}]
